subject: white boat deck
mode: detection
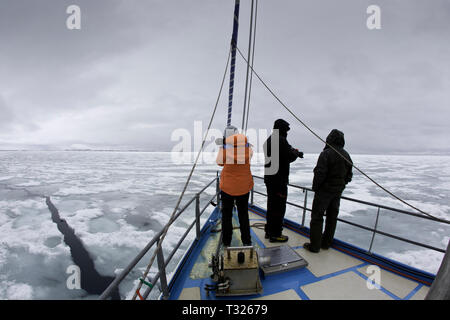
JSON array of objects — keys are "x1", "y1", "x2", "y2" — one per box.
[{"x1": 173, "y1": 210, "x2": 430, "y2": 300}]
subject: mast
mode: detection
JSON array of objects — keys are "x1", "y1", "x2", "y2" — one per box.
[{"x1": 227, "y1": 0, "x2": 240, "y2": 127}]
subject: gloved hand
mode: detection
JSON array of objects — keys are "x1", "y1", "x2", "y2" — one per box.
[{"x1": 294, "y1": 149, "x2": 304, "y2": 158}]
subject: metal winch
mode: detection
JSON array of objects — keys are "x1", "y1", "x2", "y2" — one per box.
[{"x1": 206, "y1": 246, "x2": 263, "y2": 297}]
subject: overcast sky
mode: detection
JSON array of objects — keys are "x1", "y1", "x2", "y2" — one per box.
[{"x1": 0, "y1": 0, "x2": 449, "y2": 154}]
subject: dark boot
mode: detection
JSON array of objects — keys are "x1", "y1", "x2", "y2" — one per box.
[{"x1": 304, "y1": 242, "x2": 319, "y2": 253}]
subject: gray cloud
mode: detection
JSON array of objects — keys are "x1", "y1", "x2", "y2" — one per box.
[
  {"x1": 0, "y1": 0, "x2": 449, "y2": 153},
  {"x1": 0, "y1": 95, "x2": 14, "y2": 127}
]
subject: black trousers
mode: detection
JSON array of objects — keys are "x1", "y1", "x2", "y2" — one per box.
[
  {"x1": 221, "y1": 191, "x2": 251, "y2": 246},
  {"x1": 309, "y1": 190, "x2": 342, "y2": 251},
  {"x1": 264, "y1": 183, "x2": 288, "y2": 237}
]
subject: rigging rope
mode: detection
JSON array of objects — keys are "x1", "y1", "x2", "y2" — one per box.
[
  {"x1": 235, "y1": 46, "x2": 449, "y2": 224},
  {"x1": 132, "y1": 49, "x2": 232, "y2": 300}
]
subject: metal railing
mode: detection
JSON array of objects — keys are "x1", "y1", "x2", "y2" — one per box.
[
  {"x1": 99, "y1": 175, "x2": 220, "y2": 300},
  {"x1": 101, "y1": 173, "x2": 449, "y2": 300},
  {"x1": 250, "y1": 175, "x2": 449, "y2": 254}
]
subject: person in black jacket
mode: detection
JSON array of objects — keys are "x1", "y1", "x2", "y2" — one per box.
[
  {"x1": 304, "y1": 129, "x2": 353, "y2": 253},
  {"x1": 263, "y1": 119, "x2": 304, "y2": 242}
]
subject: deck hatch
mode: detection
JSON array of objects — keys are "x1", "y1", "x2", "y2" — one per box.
[{"x1": 257, "y1": 245, "x2": 308, "y2": 276}]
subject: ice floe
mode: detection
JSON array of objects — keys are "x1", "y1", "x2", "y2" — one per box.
[{"x1": 0, "y1": 151, "x2": 448, "y2": 299}]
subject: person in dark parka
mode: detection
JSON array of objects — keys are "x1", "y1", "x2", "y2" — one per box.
[
  {"x1": 304, "y1": 129, "x2": 353, "y2": 252},
  {"x1": 263, "y1": 119, "x2": 304, "y2": 242}
]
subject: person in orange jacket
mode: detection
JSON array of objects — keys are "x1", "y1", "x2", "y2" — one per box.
[{"x1": 216, "y1": 125, "x2": 254, "y2": 247}]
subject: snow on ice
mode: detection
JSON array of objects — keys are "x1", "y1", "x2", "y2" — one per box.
[{"x1": 0, "y1": 151, "x2": 449, "y2": 299}]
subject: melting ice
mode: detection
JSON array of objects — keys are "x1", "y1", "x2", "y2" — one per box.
[{"x1": 0, "y1": 151, "x2": 449, "y2": 299}]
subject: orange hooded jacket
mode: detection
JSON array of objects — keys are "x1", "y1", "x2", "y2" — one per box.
[{"x1": 216, "y1": 133, "x2": 254, "y2": 196}]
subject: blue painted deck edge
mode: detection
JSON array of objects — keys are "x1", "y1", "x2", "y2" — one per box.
[
  {"x1": 248, "y1": 204, "x2": 436, "y2": 286},
  {"x1": 167, "y1": 203, "x2": 436, "y2": 300}
]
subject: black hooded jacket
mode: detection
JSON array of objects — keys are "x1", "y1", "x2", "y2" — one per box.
[
  {"x1": 312, "y1": 129, "x2": 353, "y2": 194},
  {"x1": 264, "y1": 119, "x2": 300, "y2": 185}
]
